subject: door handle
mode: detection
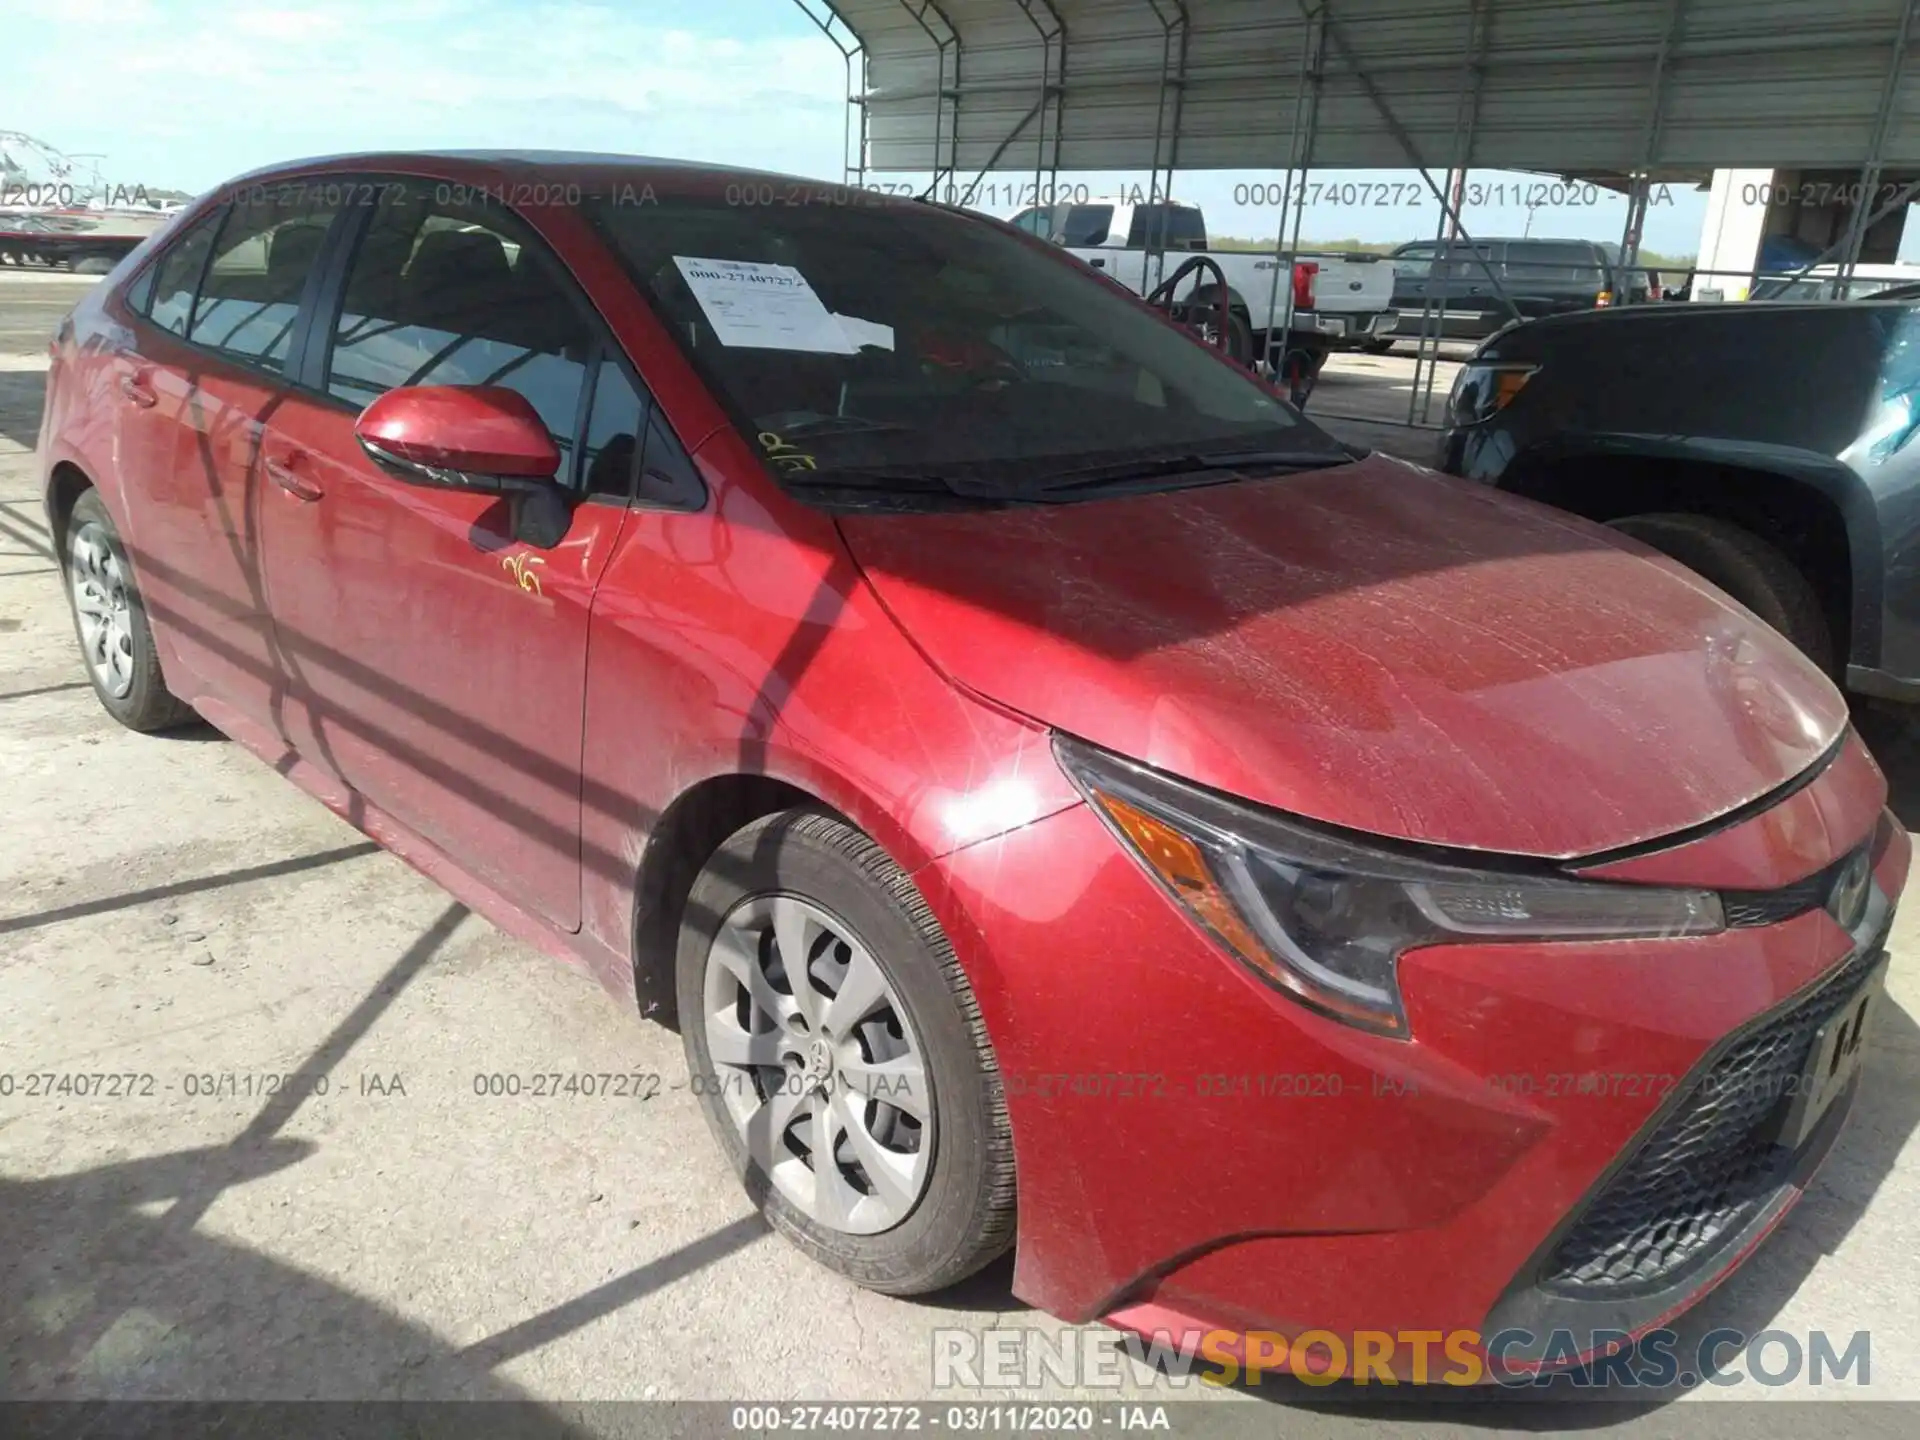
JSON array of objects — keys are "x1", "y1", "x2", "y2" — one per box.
[
  {"x1": 266, "y1": 450, "x2": 322, "y2": 502},
  {"x1": 1089, "y1": 257, "x2": 1106, "y2": 269},
  {"x1": 119, "y1": 374, "x2": 157, "y2": 408}
]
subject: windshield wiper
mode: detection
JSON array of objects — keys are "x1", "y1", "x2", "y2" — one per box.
[
  {"x1": 762, "y1": 414, "x2": 912, "y2": 439},
  {"x1": 1028, "y1": 447, "x2": 1351, "y2": 496}
]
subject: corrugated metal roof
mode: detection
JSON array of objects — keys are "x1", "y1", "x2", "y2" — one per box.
[{"x1": 818, "y1": 0, "x2": 1920, "y2": 173}]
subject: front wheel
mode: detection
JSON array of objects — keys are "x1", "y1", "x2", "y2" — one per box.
[
  {"x1": 677, "y1": 807, "x2": 1016, "y2": 1294},
  {"x1": 1607, "y1": 512, "x2": 1835, "y2": 674}
]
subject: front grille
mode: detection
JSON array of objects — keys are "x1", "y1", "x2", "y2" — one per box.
[
  {"x1": 1541, "y1": 941, "x2": 1882, "y2": 1293},
  {"x1": 1722, "y1": 842, "x2": 1865, "y2": 927}
]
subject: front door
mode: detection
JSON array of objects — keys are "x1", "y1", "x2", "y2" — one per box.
[{"x1": 259, "y1": 180, "x2": 647, "y2": 930}]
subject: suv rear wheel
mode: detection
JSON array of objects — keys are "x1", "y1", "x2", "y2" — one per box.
[{"x1": 1607, "y1": 512, "x2": 1834, "y2": 674}]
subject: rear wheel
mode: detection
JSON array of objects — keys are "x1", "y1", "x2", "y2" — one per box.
[
  {"x1": 62, "y1": 490, "x2": 195, "y2": 731},
  {"x1": 676, "y1": 807, "x2": 1016, "y2": 1294},
  {"x1": 1607, "y1": 512, "x2": 1835, "y2": 674},
  {"x1": 1360, "y1": 337, "x2": 1396, "y2": 355},
  {"x1": 1192, "y1": 306, "x2": 1253, "y2": 366}
]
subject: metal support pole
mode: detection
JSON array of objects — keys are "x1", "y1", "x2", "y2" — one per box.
[
  {"x1": 1307, "y1": 0, "x2": 1513, "y2": 324},
  {"x1": 1408, "y1": 0, "x2": 1488, "y2": 426},
  {"x1": 897, "y1": 1, "x2": 962, "y2": 199},
  {"x1": 790, "y1": 1, "x2": 866, "y2": 186},
  {"x1": 1257, "y1": 3, "x2": 1327, "y2": 373},
  {"x1": 1619, "y1": 0, "x2": 1688, "y2": 279},
  {"x1": 1139, "y1": 2, "x2": 1191, "y2": 290},
  {"x1": 1013, "y1": 0, "x2": 1067, "y2": 203},
  {"x1": 1275, "y1": 7, "x2": 1326, "y2": 351},
  {"x1": 956, "y1": 100, "x2": 1046, "y2": 206},
  {"x1": 1835, "y1": 0, "x2": 1918, "y2": 294}
]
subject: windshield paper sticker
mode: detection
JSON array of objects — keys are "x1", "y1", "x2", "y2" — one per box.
[
  {"x1": 673, "y1": 256, "x2": 856, "y2": 354},
  {"x1": 833, "y1": 313, "x2": 895, "y2": 352}
]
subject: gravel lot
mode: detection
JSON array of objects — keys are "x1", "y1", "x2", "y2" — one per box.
[{"x1": 3, "y1": 271, "x2": 1918, "y2": 1434}]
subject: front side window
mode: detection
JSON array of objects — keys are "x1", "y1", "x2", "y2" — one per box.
[
  {"x1": 587, "y1": 190, "x2": 1334, "y2": 507},
  {"x1": 325, "y1": 183, "x2": 600, "y2": 488},
  {"x1": 189, "y1": 192, "x2": 341, "y2": 371},
  {"x1": 146, "y1": 214, "x2": 221, "y2": 337}
]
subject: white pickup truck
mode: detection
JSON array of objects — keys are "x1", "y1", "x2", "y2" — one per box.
[{"x1": 1008, "y1": 196, "x2": 1399, "y2": 375}]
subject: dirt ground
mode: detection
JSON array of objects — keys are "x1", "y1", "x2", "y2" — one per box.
[{"x1": 4, "y1": 271, "x2": 1919, "y2": 1432}]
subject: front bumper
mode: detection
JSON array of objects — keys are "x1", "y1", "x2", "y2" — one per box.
[{"x1": 920, "y1": 744, "x2": 1907, "y2": 1374}]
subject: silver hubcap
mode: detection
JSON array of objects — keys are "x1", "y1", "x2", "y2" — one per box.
[
  {"x1": 704, "y1": 894, "x2": 933, "y2": 1235},
  {"x1": 68, "y1": 522, "x2": 135, "y2": 699}
]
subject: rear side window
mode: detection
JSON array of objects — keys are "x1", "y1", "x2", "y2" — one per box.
[
  {"x1": 1059, "y1": 205, "x2": 1114, "y2": 247},
  {"x1": 1125, "y1": 204, "x2": 1206, "y2": 251},
  {"x1": 146, "y1": 215, "x2": 220, "y2": 337},
  {"x1": 1505, "y1": 241, "x2": 1606, "y2": 286},
  {"x1": 189, "y1": 192, "x2": 341, "y2": 372}
]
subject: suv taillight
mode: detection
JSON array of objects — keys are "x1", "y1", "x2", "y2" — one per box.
[{"x1": 1293, "y1": 261, "x2": 1319, "y2": 311}]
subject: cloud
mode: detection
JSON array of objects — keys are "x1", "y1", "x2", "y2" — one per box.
[{"x1": 10, "y1": 0, "x2": 850, "y2": 189}]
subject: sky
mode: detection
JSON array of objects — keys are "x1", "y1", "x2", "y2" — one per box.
[{"x1": 7, "y1": 0, "x2": 1714, "y2": 257}]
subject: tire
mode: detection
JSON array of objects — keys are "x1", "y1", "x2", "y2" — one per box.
[
  {"x1": 1361, "y1": 337, "x2": 1396, "y2": 355},
  {"x1": 61, "y1": 489, "x2": 196, "y2": 731},
  {"x1": 1608, "y1": 512, "x2": 1835, "y2": 674},
  {"x1": 677, "y1": 806, "x2": 1016, "y2": 1295},
  {"x1": 1222, "y1": 310, "x2": 1254, "y2": 366}
]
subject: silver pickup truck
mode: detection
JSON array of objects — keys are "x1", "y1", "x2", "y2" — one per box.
[{"x1": 1009, "y1": 196, "x2": 1399, "y2": 375}]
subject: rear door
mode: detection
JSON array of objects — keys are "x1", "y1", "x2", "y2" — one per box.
[
  {"x1": 110, "y1": 190, "x2": 344, "y2": 732},
  {"x1": 257, "y1": 178, "x2": 643, "y2": 930}
]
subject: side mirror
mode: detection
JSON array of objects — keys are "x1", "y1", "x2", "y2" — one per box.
[
  {"x1": 356, "y1": 385, "x2": 561, "y2": 492},
  {"x1": 356, "y1": 385, "x2": 572, "y2": 547}
]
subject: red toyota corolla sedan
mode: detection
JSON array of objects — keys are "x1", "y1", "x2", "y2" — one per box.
[{"x1": 37, "y1": 151, "x2": 1907, "y2": 1376}]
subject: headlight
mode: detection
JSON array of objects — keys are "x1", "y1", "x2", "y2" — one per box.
[
  {"x1": 1447, "y1": 361, "x2": 1536, "y2": 427},
  {"x1": 1053, "y1": 734, "x2": 1725, "y2": 1037}
]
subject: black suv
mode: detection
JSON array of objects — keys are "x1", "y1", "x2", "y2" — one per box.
[
  {"x1": 1441, "y1": 298, "x2": 1920, "y2": 701},
  {"x1": 1381, "y1": 237, "x2": 1650, "y2": 348}
]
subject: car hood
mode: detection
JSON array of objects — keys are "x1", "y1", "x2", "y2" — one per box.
[{"x1": 836, "y1": 455, "x2": 1848, "y2": 858}]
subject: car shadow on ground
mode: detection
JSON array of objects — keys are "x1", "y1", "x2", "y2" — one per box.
[
  {"x1": 0, "y1": 369, "x2": 46, "y2": 453},
  {"x1": 0, "y1": 901, "x2": 764, "y2": 1420}
]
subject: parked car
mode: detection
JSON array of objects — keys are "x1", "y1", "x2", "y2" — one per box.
[
  {"x1": 0, "y1": 207, "x2": 165, "y2": 273},
  {"x1": 40, "y1": 152, "x2": 1907, "y2": 1376},
  {"x1": 1442, "y1": 298, "x2": 1920, "y2": 700},
  {"x1": 1383, "y1": 236, "x2": 1650, "y2": 348},
  {"x1": 1009, "y1": 197, "x2": 1399, "y2": 379}
]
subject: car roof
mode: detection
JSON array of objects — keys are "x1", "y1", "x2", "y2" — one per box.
[{"x1": 215, "y1": 149, "x2": 866, "y2": 196}]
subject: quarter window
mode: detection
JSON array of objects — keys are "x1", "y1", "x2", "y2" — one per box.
[
  {"x1": 146, "y1": 215, "x2": 220, "y2": 337},
  {"x1": 325, "y1": 184, "x2": 600, "y2": 489}
]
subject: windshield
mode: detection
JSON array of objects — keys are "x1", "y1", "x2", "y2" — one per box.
[{"x1": 585, "y1": 191, "x2": 1337, "y2": 505}]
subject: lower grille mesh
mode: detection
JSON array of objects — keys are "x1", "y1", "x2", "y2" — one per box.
[{"x1": 1542, "y1": 942, "x2": 1882, "y2": 1292}]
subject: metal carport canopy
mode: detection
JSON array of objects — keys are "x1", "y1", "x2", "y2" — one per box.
[{"x1": 804, "y1": 0, "x2": 1920, "y2": 178}]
